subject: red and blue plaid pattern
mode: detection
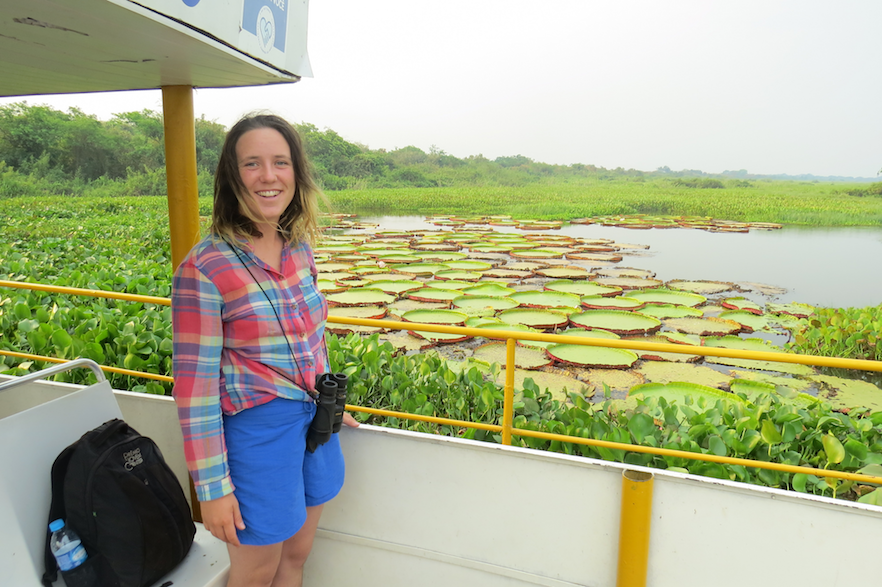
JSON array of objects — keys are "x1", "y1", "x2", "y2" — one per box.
[{"x1": 171, "y1": 236, "x2": 328, "y2": 501}]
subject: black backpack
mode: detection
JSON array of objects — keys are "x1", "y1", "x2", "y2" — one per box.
[{"x1": 43, "y1": 419, "x2": 196, "y2": 587}]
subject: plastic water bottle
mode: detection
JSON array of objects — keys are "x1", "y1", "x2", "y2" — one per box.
[{"x1": 49, "y1": 519, "x2": 88, "y2": 572}]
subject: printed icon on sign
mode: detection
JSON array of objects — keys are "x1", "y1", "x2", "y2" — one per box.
[{"x1": 257, "y1": 5, "x2": 275, "y2": 53}]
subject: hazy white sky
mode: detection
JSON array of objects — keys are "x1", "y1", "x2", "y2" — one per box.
[{"x1": 3, "y1": 0, "x2": 880, "y2": 177}]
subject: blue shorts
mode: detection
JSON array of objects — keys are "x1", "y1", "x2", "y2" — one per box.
[{"x1": 222, "y1": 397, "x2": 345, "y2": 546}]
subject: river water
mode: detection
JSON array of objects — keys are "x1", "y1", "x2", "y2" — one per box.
[{"x1": 357, "y1": 216, "x2": 882, "y2": 309}]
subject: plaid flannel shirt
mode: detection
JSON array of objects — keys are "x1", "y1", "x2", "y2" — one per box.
[{"x1": 171, "y1": 235, "x2": 328, "y2": 501}]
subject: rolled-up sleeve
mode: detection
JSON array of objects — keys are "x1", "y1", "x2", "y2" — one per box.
[{"x1": 171, "y1": 257, "x2": 235, "y2": 502}]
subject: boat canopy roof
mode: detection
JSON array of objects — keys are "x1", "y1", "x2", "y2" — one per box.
[{"x1": 0, "y1": 0, "x2": 310, "y2": 97}]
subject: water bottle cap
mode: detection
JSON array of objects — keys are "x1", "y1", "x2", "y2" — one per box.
[{"x1": 49, "y1": 519, "x2": 65, "y2": 532}]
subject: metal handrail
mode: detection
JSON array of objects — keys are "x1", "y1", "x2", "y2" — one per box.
[
  {"x1": 3, "y1": 279, "x2": 882, "y2": 487},
  {"x1": 0, "y1": 358, "x2": 105, "y2": 392}
]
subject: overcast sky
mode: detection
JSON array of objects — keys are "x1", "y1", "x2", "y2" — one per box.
[{"x1": 3, "y1": 0, "x2": 880, "y2": 178}]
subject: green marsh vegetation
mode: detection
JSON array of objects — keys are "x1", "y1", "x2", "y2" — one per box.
[{"x1": 2, "y1": 104, "x2": 882, "y2": 499}]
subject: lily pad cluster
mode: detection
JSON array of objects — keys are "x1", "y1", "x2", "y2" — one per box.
[{"x1": 316, "y1": 215, "x2": 879, "y2": 409}]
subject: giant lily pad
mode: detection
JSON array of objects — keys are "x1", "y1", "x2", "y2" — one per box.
[
  {"x1": 402, "y1": 308, "x2": 469, "y2": 325},
  {"x1": 596, "y1": 267, "x2": 653, "y2": 279},
  {"x1": 452, "y1": 296, "x2": 520, "y2": 312},
  {"x1": 594, "y1": 277, "x2": 665, "y2": 290},
  {"x1": 545, "y1": 279, "x2": 622, "y2": 297},
  {"x1": 391, "y1": 263, "x2": 449, "y2": 276},
  {"x1": 406, "y1": 288, "x2": 463, "y2": 303},
  {"x1": 492, "y1": 370, "x2": 592, "y2": 401},
  {"x1": 569, "y1": 310, "x2": 662, "y2": 336},
  {"x1": 317, "y1": 280, "x2": 348, "y2": 294},
  {"x1": 473, "y1": 342, "x2": 553, "y2": 370},
  {"x1": 482, "y1": 268, "x2": 535, "y2": 279},
  {"x1": 767, "y1": 302, "x2": 815, "y2": 319},
  {"x1": 442, "y1": 260, "x2": 493, "y2": 271},
  {"x1": 701, "y1": 336, "x2": 815, "y2": 375},
  {"x1": 566, "y1": 252, "x2": 623, "y2": 263},
  {"x1": 665, "y1": 316, "x2": 742, "y2": 336},
  {"x1": 580, "y1": 296, "x2": 645, "y2": 310},
  {"x1": 461, "y1": 283, "x2": 516, "y2": 297},
  {"x1": 628, "y1": 382, "x2": 746, "y2": 405},
  {"x1": 628, "y1": 288, "x2": 706, "y2": 307},
  {"x1": 408, "y1": 330, "x2": 471, "y2": 343},
  {"x1": 367, "y1": 280, "x2": 425, "y2": 295},
  {"x1": 633, "y1": 362, "x2": 732, "y2": 389},
  {"x1": 718, "y1": 310, "x2": 773, "y2": 333},
  {"x1": 535, "y1": 267, "x2": 594, "y2": 279},
  {"x1": 422, "y1": 280, "x2": 474, "y2": 290},
  {"x1": 435, "y1": 270, "x2": 483, "y2": 281},
  {"x1": 721, "y1": 297, "x2": 763, "y2": 315},
  {"x1": 413, "y1": 251, "x2": 468, "y2": 262},
  {"x1": 328, "y1": 305, "x2": 388, "y2": 319},
  {"x1": 326, "y1": 288, "x2": 396, "y2": 306},
  {"x1": 623, "y1": 335, "x2": 702, "y2": 363},
  {"x1": 665, "y1": 280, "x2": 734, "y2": 295},
  {"x1": 511, "y1": 290, "x2": 582, "y2": 309},
  {"x1": 546, "y1": 344, "x2": 638, "y2": 369},
  {"x1": 498, "y1": 308, "x2": 570, "y2": 329},
  {"x1": 314, "y1": 262, "x2": 353, "y2": 272},
  {"x1": 510, "y1": 249, "x2": 564, "y2": 259},
  {"x1": 634, "y1": 304, "x2": 703, "y2": 319},
  {"x1": 807, "y1": 375, "x2": 882, "y2": 411}
]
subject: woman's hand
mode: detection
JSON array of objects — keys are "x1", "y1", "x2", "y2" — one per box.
[
  {"x1": 342, "y1": 411, "x2": 360, "y2": 428},
  {"x1": 200, "y1": 492, "x2": 246, "y2": 546}
]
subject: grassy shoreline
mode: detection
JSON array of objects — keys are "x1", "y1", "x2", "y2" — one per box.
[{"x1": 326, "y1": 180, "x2": 882, "y2": 226}]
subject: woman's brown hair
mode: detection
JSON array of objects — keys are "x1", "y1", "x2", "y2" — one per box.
[{"x1": 211, "y1": 113, "x2": 325, "y2": 246}]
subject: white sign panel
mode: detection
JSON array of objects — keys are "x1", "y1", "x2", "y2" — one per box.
[{"x1": 132, "y1": 0, "x2": 312, "y2": 76}]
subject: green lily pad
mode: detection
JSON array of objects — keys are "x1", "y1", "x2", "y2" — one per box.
[
  {"x1": 535, "y1": 266, "x2": 594, "y2": 279},
  {"x1": 465, "y1": 317, "x2": 503, "y2": 328},
  {"x1": 623, "y1": 335, "x2": 702, "y2": 363},
  {"x1": 510, "y1": 249, "x2": 564, "y2": 259},
  {"x1": 413, "y1": 252, "x2": 468, "y2": 262},
  {"x1": 367, "y1": 280, "x2": 425, "y2": 295},
  {"x1": 326, "y1": 288, "x2": 396, "y2": 306},
  {"x1": 628, "y1": 381, "x2": 746, "y2": 405},
  {"x1": 569, "y1": 310, "x2": 662, "y2": 336},
  {"x1": 317, "y1": 279, "x2": 348, "y2": 294},
  {"x1": 807, "y1": 375, "x2": 882, "y2": 411},
  {"x1": 391, "y1": 263, "x2": 449, "y2": 276},
  {"x1": 565, "y1": 252, "x2": 623, "y2": 263},
  {"x1": 665, "y1": 316, "x2": 743, "y2": 336},
  {"x1": 628, "y1": 288, "x2": 707, "y2": 307},
  {"x1": 594, "y1": 277, "x2": 665, "y2": 290},
  {"x1": 408, "y1": 330, "x2": 471, "y2": 343},
  {"x1": 721, "y1": 297, "x2": 763, "y2": 315},
  {"x1": 633, "y1": 362, "x2": 732, "y2": 389},
  {"x1": 435, "y1": 270, "x2": 483, "y2": 281},
  {"x1": 767, "y1": 302, "x2": 815, "y2": 319},
  {"x1": 402, "y1": 308, "x2": 469, "y2": 325},
  {"x1": 718, "y1": 310, "x2": 773, "y2": 333},
  {"x1": 580, "y1": 296, "x2": 645, "y2": 310},
  {"x1": 498, "y1": 308, "x2": 570, "y2": 329},
  {"x1": 545, "y1": 279, "x2": 622, "y2": 297},
  {"x1": 473, "y1": 342, "x2": 553, "y2": 370},
  {"x1": 511, "y1": 290, "x2": 582, "y2": 309},
  {"x1": 702, "y1": 336, "x2": 815, "y2": 375},
  {"x1": 407, "y1": 288, "x2": 464, "y2": 302},
  {"x1": 452, "y1": 296, "x2": 520, "y2": 312},
  {"x1": 422, "y1": 280, "x2": 474, "y2": 290},
  {"x1": 328, "y1": 305, "x2": 388, "y2": 319},
  {"x1": 727, "y1": 370, "x2": 816, "y2": 394},
  {"x1": 634, "y1": 304, "x2": 703, "y2": 319},
  {"x1": 441, "y1": 260, "x2": 492, "y2": 271},
  {"x1": 596, "y1": 267, "x2": 653, "y2": 279},
  {"x1": 314, "y1": 262, "x2": 353, "y2": 272},
  {"x1": 665, "y1": 280, "x2": 734, "y2": 294},
  {"x1": 729, "y1": 378, "x2": 819, "y2": 406},
  {"x1": 482, "y1": 268, "x2": 535, "y2": 279},
  {"x1": 460, "y1": 283, "x2": 516, "y2": 297},
  {"x1": 546, "y1": 344, "x2": 638, "y2": 369}
]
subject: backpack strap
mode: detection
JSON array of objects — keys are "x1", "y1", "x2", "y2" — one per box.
[{"x1": 42, "y1": 442, "x2": 77, "y2": 587}]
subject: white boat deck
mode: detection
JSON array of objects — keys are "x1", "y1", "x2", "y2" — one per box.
[{"x1": 3, "y1": 368, "x2": 882, "y2": 587}]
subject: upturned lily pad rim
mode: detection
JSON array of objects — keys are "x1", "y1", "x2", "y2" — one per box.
[
  {"x1": 546, "y1": 344, "x2": 638, "y2": 369},
  {"x1": 569, "y1": 310, "x2": 662, "y2": 335},
  {"x1": 401, "y1": 308, "x2": 470, "y2": 325}
]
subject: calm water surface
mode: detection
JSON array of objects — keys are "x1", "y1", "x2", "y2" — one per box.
[{"x1": 357, "y1": 216, "x2": 882, "y2": 309}]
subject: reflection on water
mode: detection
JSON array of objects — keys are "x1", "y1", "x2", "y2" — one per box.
[{"x1": 357, "y1": 216, "x2": 882, "y2": 309}]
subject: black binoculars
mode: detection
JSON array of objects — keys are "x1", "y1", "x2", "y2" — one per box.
[{"x1": 306, "y1": 372, "x2": 348, "y2": 453}]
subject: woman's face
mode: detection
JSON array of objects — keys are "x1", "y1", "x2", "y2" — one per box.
[{"x1": 236, "y1": 127, "x2": 296, "y2": 227}]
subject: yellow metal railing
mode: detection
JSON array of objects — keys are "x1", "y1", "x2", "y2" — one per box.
[{"x1": 3, "y1": 279, "x2": 882, "y2": 487}]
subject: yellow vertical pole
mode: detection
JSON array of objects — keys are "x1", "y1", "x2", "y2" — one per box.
[
  {"x1": 161, "y1": 85, "x2": 201, "y2": 271},
  {"x1": 616, "y1": 470, "x2": 654, "y2": 587},
  {"x1": 502, "y1": 337, "x2": 515, "y2": 446},
  {"x1": 161, "y1": 85, "x2": 202, "y2": 522}
]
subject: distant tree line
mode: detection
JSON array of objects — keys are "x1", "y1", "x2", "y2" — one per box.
[{"x1": 1, "y1": 103, "x2": 877, "y2": 199}]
